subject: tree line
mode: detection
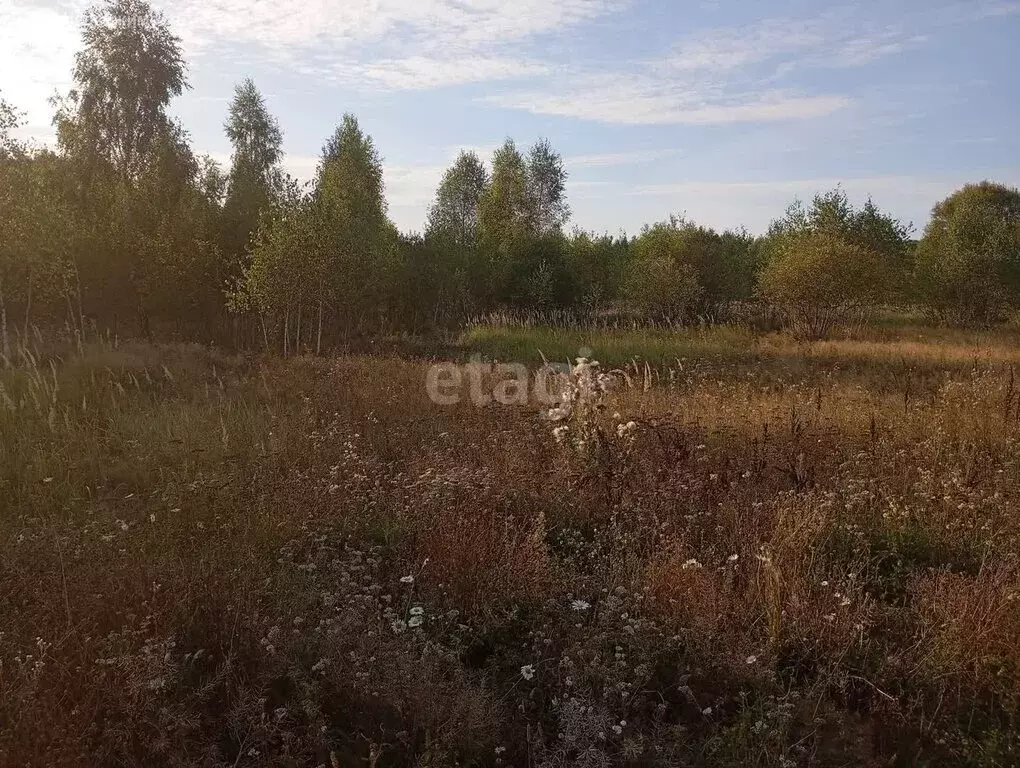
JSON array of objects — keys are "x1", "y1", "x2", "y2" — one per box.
[{"x1": 2, "y1": 0, "x2": 1019, "y2": 354}]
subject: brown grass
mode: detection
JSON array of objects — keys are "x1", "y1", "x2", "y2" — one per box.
[{"x1": 2, "y1": 329, "x2": 1020, "y2": 766}]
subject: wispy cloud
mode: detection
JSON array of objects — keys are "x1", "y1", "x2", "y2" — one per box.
[
  {"x1": 0, "y1": 1, "x2": 81, "y2": 142},
  {"x1": 568, "y1": 149, "x2": 682, "y2": 168},
  {"x1": 166, "y1": 0, "x2": 623, "y2": 90},
  {"x1": 483, "y1": 6, "x2": 949, "y2": 126},
  {"x1": 486, "y1": 72, "x2": 850, "y2": 126}
]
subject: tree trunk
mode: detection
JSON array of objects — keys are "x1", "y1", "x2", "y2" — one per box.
[
  {"x1": 0, "y1": 275, "x2": 10, "y2": 363},
  {"x1": 316, "y1": 300, "x2": 323, "y2": 356},
  {"x1": 283, "y1": 310, "x2": 290, "y2": 357}
]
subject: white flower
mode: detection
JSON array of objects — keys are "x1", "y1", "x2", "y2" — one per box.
[
  {"x1": 745, "y1": 655, "x2": 758, "y2": 665},
  {"x1": 391, "y1": 619, "x2": 407, "y2": 634},
  {"x1": 399, "y1": 575, "x2": 414, "y2": 584},
  {"x1": 410, "y1": 606, "x2": 424, "y2": 616},
  {"x1": 702, "y1": 706, "x2": 713, "y2": 716},
  {"x1": 611, "y1": 725, "x2": 622, "y2": 735},
  {"x1": 571, "y1": 599, "x2": 591, "y2": 612},
  {"x1": 553, "y1": 425, "x2": 570, "y2": 443},
  {"x1": 408, "y1": 615, "x2": 424, "y2": 628},
  {"x1": 682, "y1": 558, "x2": 702, "y2": 570},
  {"x1": 520, "y1": 664, "x2": 536, "y2": 681},
  {"x1": 545, "y1": 404, "x2": 572, "y2": 422},
  {"x1": 616, "y1": 421, "x2": 637, "y2": 439},
  {"x1": 727, "y1": 553, "x2": 739, "y2": 562}
]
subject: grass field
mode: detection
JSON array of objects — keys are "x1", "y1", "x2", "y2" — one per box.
[{"x1": 3, "y1": 326, "x2": 1020, "y2": 766}]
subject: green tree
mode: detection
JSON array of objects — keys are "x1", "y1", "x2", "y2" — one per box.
[
  {"x1": 427, "y1": 150, "x2": 488, "y2": 246},
  {"x1": 564, "y1": 230, "x2": 630, "y2": 313},
  {"x1": 526, "y1": 138, "x2": 569, "y2": 234},
  {"x1": 767, "y1": 187, "x2": 912, "y2": 299},
  {"x1": 54, "y1": 0, "x2": 192, "y2": 337},
  {"x1": 477, "y1": 138, "x2": 573, "y2": 308},
  {"x1": 425, "y1": 151, "x2": 489, "y2": 319},
  {"x1": 221, "y1": 78, "x2": 283, "y2": 273},
  {"x1": 914, "y1": 181, "x2": 1020, "y2": 325},
  {"x1": 234, "y1": 175, "x2": 311, "y2": 353},
  {"x1": 1, "y1": 97, "x2": 77, "y2": 355},
  {"x1": 624, "y1": 216, "x2": 755, "y2": 319},
  {"x1": 758, "y1": 232, "x2": 887, "y2": 338},
  {"x1": 59, "y1": 0, "x2": 186, "y2": 184},
  {"x1": 311, "y1": 114, "x2": 391, "y2": 341}
]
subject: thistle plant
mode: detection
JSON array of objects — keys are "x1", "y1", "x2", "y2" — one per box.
[{"x1": 543, "y1": 357, "x2": 625, "y2": 460}]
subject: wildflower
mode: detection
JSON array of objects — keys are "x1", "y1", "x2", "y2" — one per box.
[
  {"x1": 553, "y1": 425, "x2": 570, "y2": 443},
  {"x1": 612, "y1": 725, "x2": 623, "y2": 735},
  {"x1": 727, "y1": 553, "x2": 739, "y2": 562},
  {"x1": 570, "y1": 599, "x2": 591, "y2": 612},
  {"x1": 391, "y1": 619, "x2": 407, "y2": 634},
  {"x1": 745, "y1": 655, "x2": 758, "y2": 665},
  {"x1": 408, "y1": 615, "x2": 424, "y2": 628},
  {"x1": 494, "y1": 746, "x2": 506, "y2": 755},
  {"x1": 682, "y1": 558, "x2": 702, "y2": 570},
  {"x1": 42, "y1": 477, "x2": 53, "y2": 484},
  {"x1": 702, "y1": 706, "x2": 713, "y2": 716},
  {"x1": 545, "y1": 404, "x2": 572, "y2": 422},
  {"x1": 520, "y1": 664, "x2": 536, "y2": 681},
  {"x1": 616, "y1": 421, "x2": 637, "y2": 439},
  {"x1": 399, "y1": 575, "x2": 414, "y2": 584},
  {"x1": 410, "y1": 606, "x2": 424, "y2": 616}
]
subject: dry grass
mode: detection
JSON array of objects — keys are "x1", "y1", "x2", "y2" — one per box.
[{"x1": 2, "y1": 328, "x2": 1020, "y2": 766}]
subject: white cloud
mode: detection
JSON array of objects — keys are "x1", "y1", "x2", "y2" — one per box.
[
  {"x1": 568, "y1": 149, "x2": 682, "y2": 168},
  {"x1": 0, "y1": 1, "x2": 81, "y2": 143},
  {"x1": 165, "y1": 0, "x2": 621, "y2": 91},
  {"x1": 487, "y1": 72, "x2": 851, "y2": 126}
]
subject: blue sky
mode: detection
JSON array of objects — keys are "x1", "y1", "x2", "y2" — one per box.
[{"x1": 2, "y1": 0, "x2": 1019, "y2": 235}]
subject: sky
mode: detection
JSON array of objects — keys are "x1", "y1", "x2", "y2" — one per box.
[{"x1": 2, "y1": 0, "x2": 1019, "y2": 236}]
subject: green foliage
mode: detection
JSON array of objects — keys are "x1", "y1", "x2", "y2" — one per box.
[
  {"x1": 3, "y1": 1, "x2": 1019, "y2": 352},
  {"x1": 221, "y1": 78, "x2": 283, "y2": 274},
  {"x1": 59, "y1": 0, "x2": 187, "y2": 183},
  {"x1": 624, "y1": 216, "x2": 756, "y2": 318},
  {"x1": 915, "y1": 181, "x2": 1020, "y2": 325},
  {"x1": 767, "y1": 187, "x2": 913, "y2": 300},
  {"x1": 758, "y1": 232, "x2": 888, "y2": 338}
]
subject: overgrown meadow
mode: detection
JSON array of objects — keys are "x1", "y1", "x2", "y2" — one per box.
[{"x1": 3, "y1": 323, "x2": 1020, "y2": 767}]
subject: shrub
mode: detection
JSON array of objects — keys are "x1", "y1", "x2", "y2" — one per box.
[
  {"x1": 757, "y1": 232, "x2": 887, "y2": 338},
  {"x1": 915, "y1": 181, "x2": 1020, "y2": 325}
]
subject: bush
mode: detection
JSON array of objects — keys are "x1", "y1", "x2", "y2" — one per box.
[
  {"x1": 915, "y1": 181, "x2": 1020, "y2": 325},
  {"x1": 757, "y1": 232, "x2": 887, "y2": 338}
]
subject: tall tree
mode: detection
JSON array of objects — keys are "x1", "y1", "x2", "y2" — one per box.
[
  {"x1": 311, "y1": 114, "x2": 390, "y2": 340},
  {"x1": 425, "y1": 151, "x2": 489, "y2": 318},
  {"x1": 427, "y1": 151, "x2": 488, "y2": 246},
  {"x1": 221, "y1": 78, "x2": 283, "y2": 271},
  {"x1": 915, "y1": 181, "x2": 1020, "y2": 324},
  {"x1": 525, "y1": 138, "x2": 569, "y2": 234},
  {"x1": 58, "y1": 0, "x2": 186, "y2": 184},
  {"x1": 53, "y1": 0, "x2": 191, "y2": 337}
]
